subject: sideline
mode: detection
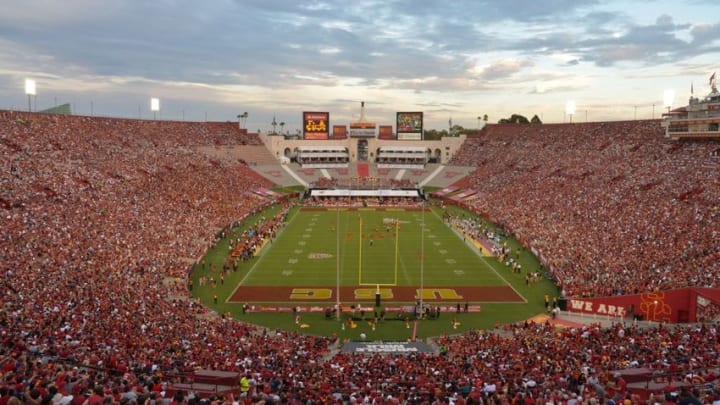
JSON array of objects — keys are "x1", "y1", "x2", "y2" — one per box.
[
  {"x1": 430, "y1": 207, "x2": 528, "y2": 304},
  {"x1": 233, "y1": 208, "x2": 302, "y2": 290}
]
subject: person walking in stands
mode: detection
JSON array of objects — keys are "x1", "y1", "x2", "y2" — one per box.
[
  {"x1": 677, "y1": 388, "x2": 702, "y2": 405},
  {"x1": 607, "y1": 372, "x2": 627, "y2": 402},
  {"x1": 240, "y1": 374, "x2": 251, "y2": 396}
]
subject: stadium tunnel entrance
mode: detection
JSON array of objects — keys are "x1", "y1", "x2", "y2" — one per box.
[{"x1": 357, "y1": 139, "x2": 369, "y2": 161}]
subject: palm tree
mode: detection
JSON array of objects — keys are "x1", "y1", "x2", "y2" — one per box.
[{"x1": 280, "y1": 122, "x2": 285, "y2": 135}]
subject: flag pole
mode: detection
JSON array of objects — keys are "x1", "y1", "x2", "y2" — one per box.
[
  {"x1": 336, "y1": 202, "x2": 340, "y2": 320},
  {"x1": 394, "y1": 218, "x2": 400, "y2": 285},
  {"x1": 420, "y1": 200, "x2": 425, "y2": 318},
  {"x1": 358, "y1": 215, "x2": 363, "y2": 285}
]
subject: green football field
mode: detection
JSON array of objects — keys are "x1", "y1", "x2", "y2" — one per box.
[
  {"x1": 237, "y1": 207, "x2": 510, "y2": 290},
  {"x1": 192, "y1": 203, "x2": 559, "y2": 338}
]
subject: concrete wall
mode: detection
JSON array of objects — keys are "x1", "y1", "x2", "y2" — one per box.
[{"x1": 257, "y1": 133, "x2": 467, "y2": 164}]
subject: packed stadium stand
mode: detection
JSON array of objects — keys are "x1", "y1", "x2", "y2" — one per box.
[
  {"x1": 449, "y1": 121, "x2": 719, "y2": 297},
  {"x1": 1, "y1": 112, "x2": 719, "y2": 404},
  {"x1": 197, "y1": 144, "x2": 278, "y2": 166}
]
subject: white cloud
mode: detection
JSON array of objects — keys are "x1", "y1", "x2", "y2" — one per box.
[
  {"x1": 468, "y1": 59, "x2": 534, "y2": 80},
  {"x1": 318, "y1": 47, "x2": 342, "y2": 54},
  {"x1": 0, "y1": 0, "x2": 718, "y2": 128}
]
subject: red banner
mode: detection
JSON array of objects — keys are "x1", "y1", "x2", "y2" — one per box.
[{"x1": 563, "y1": 288, "x2": 720, "y2": 323}]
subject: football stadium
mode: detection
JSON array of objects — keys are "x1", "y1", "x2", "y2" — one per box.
[
  {"x1": 2, "y1": 87, "x2": 720, "y2": 401},
  {"x1": 2, "y1": 1, "x2": 720, "y2": 401}
]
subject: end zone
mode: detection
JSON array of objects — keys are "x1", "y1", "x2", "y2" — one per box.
[{"x1": 228, "y1": 285, "x2": 523, "y2": 303}]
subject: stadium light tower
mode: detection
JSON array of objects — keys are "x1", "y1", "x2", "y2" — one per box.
[
  {"x1": 237, "y1": 112, "x2": 248, "y2": 129},
  {"x1": 565, "y1": 100, "x2": 576, "y2": 124},
  {"x1": 150, "y1": 97, "x2": 160, "y2": 120},
  {"x1": 25, "y1": 79, "x2": 36, "y2": 112},
  {"x1": 663, "y1": 89, "x2": 675, "y2": 113}
]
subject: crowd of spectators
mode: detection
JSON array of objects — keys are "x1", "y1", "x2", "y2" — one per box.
[
  {"x1": 228, "y1": 207, "x2": 289, "y2": 263},
  {"x1": 2, "y1": 112, "x2": 720, "y2": 405},
  {"x1": 3, "y1": 319, "x2": 718, "y2": 404},
  {"x1": 445, "y1": 214, "x2": 503, "y2": 251},
  {"x1": 450, "y1": 121, "x2": 720, "y2": 297},
  {"x1": 0, "y1": 111, "x2": 333, "y2": 401}
]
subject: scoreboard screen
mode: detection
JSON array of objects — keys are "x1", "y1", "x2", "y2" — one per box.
[
  {"x1": 396, "y1": 112, "x2": 423, "y2": 140},
  {"x1": 303, "y1": 111, "x2": 330, "y2": 140}
]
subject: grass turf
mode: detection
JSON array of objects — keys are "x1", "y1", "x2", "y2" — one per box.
[{"x1": 191, "y1": 203, "x2": 559, "y2": 339}]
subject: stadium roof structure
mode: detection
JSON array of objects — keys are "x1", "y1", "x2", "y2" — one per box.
[
  {"x1": 378, "y1": 145, "x2": 428, "y2": 153},
  {"x1": 309, "y1": 189, "x2": 421, "y2": 197}
]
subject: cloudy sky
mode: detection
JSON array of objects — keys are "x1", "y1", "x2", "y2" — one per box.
[{"x1": 1, "y1": 0, "x2": 719, "y2": 131}]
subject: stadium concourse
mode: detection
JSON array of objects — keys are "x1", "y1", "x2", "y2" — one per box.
[{"x1": 1, "y1": 111, "x2": 720, "y2": 404}]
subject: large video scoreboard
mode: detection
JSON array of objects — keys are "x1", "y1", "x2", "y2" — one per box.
[
  {"x1": 303, "y1": 111, "x2": 330, "y2": 140},
  {"x1": 396, "y1": 112, "x2": 423, "y2": 140}
]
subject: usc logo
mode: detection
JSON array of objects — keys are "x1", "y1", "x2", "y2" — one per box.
[{"x1": 289, "y1": 288, "x2": 463, "y2": 300}]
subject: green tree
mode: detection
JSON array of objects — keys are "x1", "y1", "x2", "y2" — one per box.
[
  {"x1": 530, "y1": 115, "x2": 542, "y2": 124},
  {"x1": 423, "y1": 129, "x2": 443, "y2": 140},
  {"x1": 498, "y1": 114, "x2": 530, "y2": 124}
]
